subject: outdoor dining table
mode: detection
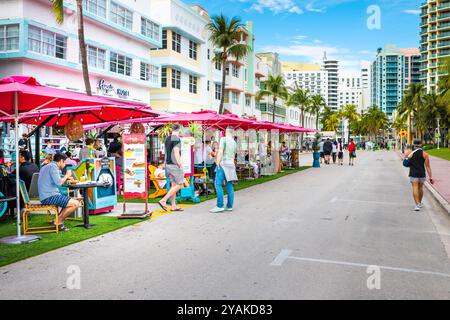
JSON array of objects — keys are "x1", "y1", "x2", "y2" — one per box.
[
  {"x1": 0, "y1": 196, "x2": 16, "y2": 219},
  {"x1": 65, "y1": 182, "x2": 111, "y2": 229}
]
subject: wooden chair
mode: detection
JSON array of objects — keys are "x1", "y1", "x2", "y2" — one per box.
[
  {"x1": 148, "y1": 165, "x2": 167, "y2": 199},
  {"x1": 19, "y1": 180, "x2": 60, "y2": 235}
]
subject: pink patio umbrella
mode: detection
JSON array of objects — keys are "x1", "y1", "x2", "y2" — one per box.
[{"x1": 0, "y1": 76, "x2": 159, "y2": 244}]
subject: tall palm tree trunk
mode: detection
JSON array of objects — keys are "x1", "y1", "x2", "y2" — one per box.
[
  {"x1": 219, "y1": 55, "x2": 227, "y2": 114},
  {"x1": 316, "y1": 112, "x2": 319, "y2": 130},
  {"x1": 77, "y1": 0, "x2": 91, "y2": 95}
]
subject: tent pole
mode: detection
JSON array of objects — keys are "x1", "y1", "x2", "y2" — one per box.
[
  {"x1": 14, "y1": 93, "x2": 21, "y2": 238},
  {"x1": 0, "y1": 92, "x2": 41, "y2": 244}
]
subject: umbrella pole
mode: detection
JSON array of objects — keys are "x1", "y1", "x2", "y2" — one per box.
[{"x1": 0, "y1": 92, "x2": 41, "y2": 244}]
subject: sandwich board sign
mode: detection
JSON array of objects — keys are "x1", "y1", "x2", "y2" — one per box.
[{"x1": 120, "y1": 133, "x2": 150, "y2": 219}]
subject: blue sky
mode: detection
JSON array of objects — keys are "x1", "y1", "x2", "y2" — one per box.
[{"x1": 186, "y1": 0, "x2": 423, "y2": 76}]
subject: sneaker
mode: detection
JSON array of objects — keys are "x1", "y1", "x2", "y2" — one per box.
[
  {"x1": 210, "y1": 207, "x2": 225, "y2": 213},
  {"x1": 225, "y1": 207, "x2": 233, "y2": 212},
  {"x1": 414, "y1": 205, "x2": 421, "y2": 212},
  {"x1": 418, "y1": 202, "x2": 424, "y2": 208}
]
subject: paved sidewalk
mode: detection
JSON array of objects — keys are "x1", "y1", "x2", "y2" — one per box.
[{"x1": 428, "y1": 155, "x2": 450, "y2": 205}]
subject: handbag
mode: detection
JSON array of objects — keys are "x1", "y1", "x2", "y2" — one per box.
[{"x1": 403, "y1": 148, "x2": 420, "y2": 167}]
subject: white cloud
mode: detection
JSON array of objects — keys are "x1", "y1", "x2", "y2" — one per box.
[
  {"x1": 305, "y1": 3, "x2": 325, "y2": 13},
  {"x1": 402, "y1": 9, "x2": 421, "y2": 15},
  {"x1": 250, "y1": 0, "x2": 304, "y2": 15}
]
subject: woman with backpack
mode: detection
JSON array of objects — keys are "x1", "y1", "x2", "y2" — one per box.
[{"x1": 348, "y1": 138, "x2": 356, "y2": 166}]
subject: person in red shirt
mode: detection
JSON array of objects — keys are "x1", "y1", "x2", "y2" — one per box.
[{"x1": 348, "y1": 138, "x2": 356, "y2": 166}]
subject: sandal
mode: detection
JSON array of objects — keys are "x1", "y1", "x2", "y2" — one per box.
[
  {"x1": 172, "y1": 207, "x2": 184, "y2": 212},
  {"x1": 158, "y1": 201, "x2": 168, "y2": 212}
]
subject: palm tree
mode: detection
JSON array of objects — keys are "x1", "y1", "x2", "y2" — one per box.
[
  {"x1": 343, "y1": 104, "x2": 360, "y2": 142},
  {"x1": 420, "y1": 93, "x2": 445, "y2": 143},
  {"x1": 397, "y1": 83, "x2": 425, "y2": 143},
  {"x1": 287, "y1": 86, "x2": 311, "y2": 151},
  {"x1": 256, "y1": 74, "x2": 288, "y2": 123},
  {"x1": 51, "y1": 0, "x2": 92, "y2": 95},
  {"x1": 310, "y1": 95, "x2": 326, "y2": 130},
  {"x1": 207, "y1": 14, "x2": 250, "y2": 114},
  {"x1": 437, "y1": 57, "x2": 450, "y2": 104},
  {"x1": 365, "y1": 106, "x2": 388, "y2": 142},
  {"x1": 324, "y1": 112, "x2": 340, "y2": 134},
  {"x1": 320, "y1": 106, "x2": 333, "y2": 129}
]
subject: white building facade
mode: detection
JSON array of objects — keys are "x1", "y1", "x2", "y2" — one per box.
[
  {"x1": 338, "y1": 76, "x2": 362, "y2": 111},
  {"x1": 0, "y1": 0, "x2": 162, "y2": 104}
]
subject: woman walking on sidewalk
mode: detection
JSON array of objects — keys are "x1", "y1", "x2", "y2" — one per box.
[
  {"x1": 348, "y1": 138, "x2": 356, "y2": 166},
  {"x1": 404, "y1": 140, "x2": 434, "y2": 212},
  {"x1": 210, "y1": 126, "x2": 238, "y2": 213}
]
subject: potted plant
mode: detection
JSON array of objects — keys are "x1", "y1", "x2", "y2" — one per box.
[{"x1": 311, "y1": 132, "x2": 322, "y2": 168}]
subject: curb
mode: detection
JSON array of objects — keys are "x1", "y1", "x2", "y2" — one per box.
[{"x1": 395, "y1": 151, "x2": 450, "y2": 216}]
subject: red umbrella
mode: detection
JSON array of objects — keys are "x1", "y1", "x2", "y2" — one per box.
[
  {"x1": 0, "y1": 76, "x2": 159, "y2": 244},
  {"x1": 152, "y1": 110, "x2": 254, "y2": 130}
]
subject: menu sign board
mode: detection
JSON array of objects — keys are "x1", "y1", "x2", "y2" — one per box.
[
  {"x1": 180, "y1": 135, "x2": 194, "y2": 176},
  {"x1": 122, "y1": 134, "x2": 147, "y2": 198}
]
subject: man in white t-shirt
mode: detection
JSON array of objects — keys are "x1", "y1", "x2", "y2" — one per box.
[{"x1": 154, "y1": 161, "x2": 167, "y2": 189}]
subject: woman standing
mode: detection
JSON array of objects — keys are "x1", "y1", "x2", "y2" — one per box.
[{"x1": 348, "y1": 138, "x2": 356, "y2": 166}]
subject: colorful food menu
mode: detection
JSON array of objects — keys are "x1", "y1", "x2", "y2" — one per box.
[
  {"x1": 123, "y1": 134, "x2": 147, "y2": 198},
  {"x1": 180, "y1": 135, "x2": 194, "y2": 176}
]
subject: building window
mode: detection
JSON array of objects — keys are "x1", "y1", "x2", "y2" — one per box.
[
  {"x1": 141, "y1": 17, "x2": 160, "y2": 41},
  {"x1": 161, "y1": 67, "x2": 167, "y2": 87},
  {"x1": 83, "y1": 0, "x2": 107, "y2": 18},
  {"x1": 189, "y1": 40, "x2": 197, "y2": 60},
  {"x1": 162, "y1": 30, "x2": 167, "y2": 49},
  {"x1": 171, "y1": 69, "x2": 181, "y2": 89},
  {"x1": 0, "y1": 24, "x2": 19, "y2": 52},
  {"x1": 28, "y1": 26, "x2": 66, "y2": 59},
  {"x1": 207, "y1": 80, "x2": 210, "y2": 91},
  {"x1": 232, "y1": 64, "x2": 239, "y2": 78},
  {"x1": 245, "y1": 95, "x2": 251, "y2": 107},
  {"x1": 215, "y1": 84, "x2": 221, "y2": 100},
  {"x1": 226, "y1": 64, "x2": 230, "y2": 76},
  {"x1": 110, "y1": 52, "x2": 132, "y2": 76},
  {"x1": 189, "y1": 75, "x2": 197, "y2": 94},
  {"x1": 172, "y1": 31, "x2": 181, "y2": 53},
  {"x1": 232, "y1": 92, "x2": 239, "y2": 104},
  {"x1": 86, "y1": 45, "x2": 106, "y2": 69},
  {"x1": 215, "y1": 56, "x2": 222, "y2": 70},
  {"x1": 110, "y1": 2, "x2": 133, "y2": 30},
  {"x1": 207, "y1": 49, "x2": 210, "y2": 60},
  {"x1": 140, "y1": 62, "x2": 159, "y2": 83}
]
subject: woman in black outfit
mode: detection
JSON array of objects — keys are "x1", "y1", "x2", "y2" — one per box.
[{"x1": 404, "y1": 140, "x2": 434, "y2": 211}]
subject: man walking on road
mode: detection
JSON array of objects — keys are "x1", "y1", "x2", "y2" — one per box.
[
  {"x1": 319, "y1": 139, "x2": 325, "y2": 164},
  {"x1": 210, "y1": 126, "x2": 238, "y2": 213},
  {"x1": 404, "y1": 140, "x2": 434, "y2": 212},
  {"x1": 323, "y1": 138, "x2": 333, "y2": 165},
  {"x1": 158, "y1": 124, "x2": 184, "y2": 212}
]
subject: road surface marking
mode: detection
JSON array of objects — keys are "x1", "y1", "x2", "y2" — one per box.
[
  {"x1": 336, "y1": 199, "x2": 412, "y2": 207},
  {"x1": 270, "y1": 249, "x2": 293, "y2": 266},
  {"x1": 270, "y1": 250, "x2": 450, "y2": 278}
]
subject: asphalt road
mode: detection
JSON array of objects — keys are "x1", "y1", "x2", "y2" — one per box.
[{"x1": 1, "y1": 151, "x2": 450, "y2": 299}]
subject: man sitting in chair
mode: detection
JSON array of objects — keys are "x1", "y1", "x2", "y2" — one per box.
[{"x1": 37, "y1": 153, "x2": 81, "y2": 231}]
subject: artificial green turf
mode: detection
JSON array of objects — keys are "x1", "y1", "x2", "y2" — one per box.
[
  {"x1": 0, "y1": 166, "x2": 310, "y2": 267},
  {"x1": 119, "y1": 166, "x2": 311, "y2": 203},
  {"x1": 427, "y1": 148, "x2": 450, "y2": 161},
  {"x1": 0, "y1": 215, "x2": 141, "y2": 268}
]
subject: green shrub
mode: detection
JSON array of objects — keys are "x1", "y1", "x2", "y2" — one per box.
[{"x1": 423, "y1": 144, "x2": 435, "y2": 151}]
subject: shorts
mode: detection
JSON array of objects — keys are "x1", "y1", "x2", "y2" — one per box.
[
  {"x1": 324, "y1": 151, "x2": 331, "y2": 156},
  {"x1": 41, "y1": 194, "x2": 70, "y2": 208},
  {"x1": 320, "y1": 152, "x2": 324, "y2": 158},
  {"x1": 338, "y1": 152, "x2": 344, "y2": 159},
  {"x1": 166, "y1": 164, "x2": 184, "y2": 185},
  {"x1": 349, "y1": 151, "x2": 356, "y2": 158},
  {"x1": 410, "y1": 177, "x2": 426, "y2": 183}
]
